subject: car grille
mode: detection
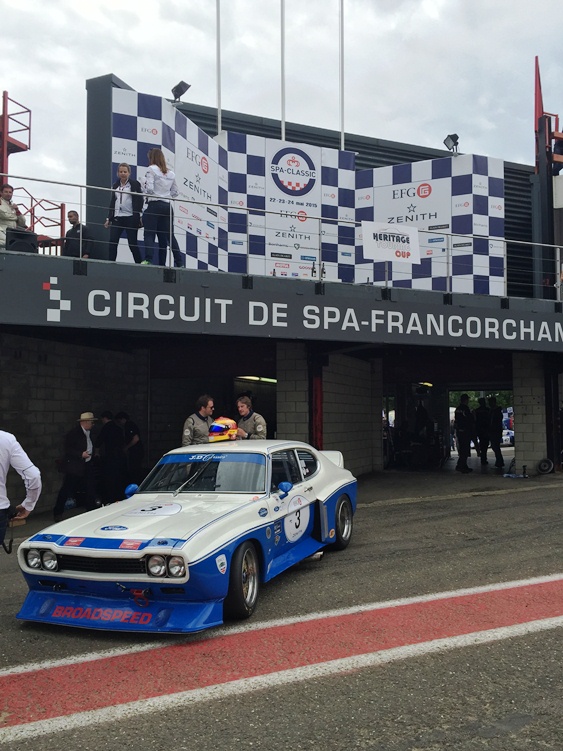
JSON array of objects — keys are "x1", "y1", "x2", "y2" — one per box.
[{"x1": 58, "y1": 554, "x2": 147, "y2": 575}]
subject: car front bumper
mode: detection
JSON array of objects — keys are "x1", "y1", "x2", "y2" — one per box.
[{"x1": 17, "y1": 587, "x2": 224, "y2": 633}]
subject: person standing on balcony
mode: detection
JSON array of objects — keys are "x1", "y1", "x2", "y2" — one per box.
[
  {"x1": 62, "y1": 211, "x2": 93, "y2": 258},
  {"x1": 104, "y1": 163, "x2": 144, "y2": 263},
  {"x1": 0, "y1": 184, "x2": 27, "y2": 248},
  {"x1": 142, "y1": 148, "x2": 179, "y2": 266}
]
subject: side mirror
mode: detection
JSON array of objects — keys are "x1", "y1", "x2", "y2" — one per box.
[
  {"x1": 278, "y1": 481, "x2": 293, "y2": 499},
  {"x1": 124, "y1": 483, "x2": 139, "y2": 498}
]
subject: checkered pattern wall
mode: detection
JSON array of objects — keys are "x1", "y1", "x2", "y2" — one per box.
[
  {"x1": 216, "y1": 131, "x2": 357, "y2": 281},
  {"x1": 111, "y1": 89, "x2": 229, "y2": 270},
  {"x1": 109, "y1": 88, "x2": 505, "y2": 292},
  {"x1": 355, "y1": 154, "x2": 505, "y2": 294}
]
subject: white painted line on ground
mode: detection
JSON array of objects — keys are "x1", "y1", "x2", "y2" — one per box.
[
  {"x1": 3, "y1": 571, "x2": 563, "y2": 677},
  {"x1": 2, "y1": 615, "x2": 562, "y2": 744}
]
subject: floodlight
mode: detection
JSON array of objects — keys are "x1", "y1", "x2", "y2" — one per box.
[
  {"x1": 443, "y1": 134, "x2": 459, "y2": 152},
  {"x1": 171, "y1": 81, "x2": 191, "y2": 102}
]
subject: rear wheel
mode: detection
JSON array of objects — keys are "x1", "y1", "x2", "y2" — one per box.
[
  {"x1": 331, "y1": 495, "x2": 353, "y2": 550},
  {"x1": 224, "y1": 541, "x2": 260, "y2": 620}
]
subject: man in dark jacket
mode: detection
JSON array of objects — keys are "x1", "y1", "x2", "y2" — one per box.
[
  {"x1": 53, "y1": 411, "x2": 100, "y2": 521},
  {"x1": 473, "y1": 397, "x2": 491, "y2": 465},
  {"x1": 488, "y1": 396, "x2": 505, "y2": 468},
  {"x1": 115, "y1": 412, "x2": 145, "y2": 485},
  {"x1": 62, "y1": 211, "x2": 93, "y2": 258},
  {"x1": 94, "y1": 411, "x2": 127, "y2": 504},
  {"x1": 454, "y1": 394, "x2": 474, "y2": 473}
]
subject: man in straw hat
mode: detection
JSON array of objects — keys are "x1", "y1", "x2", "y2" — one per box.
[{"x1": 53, "y1": 411, "x2": 101, "y2": 522}]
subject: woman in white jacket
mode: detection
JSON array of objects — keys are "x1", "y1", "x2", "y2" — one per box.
[{"x1": 142, "y1": 149, "x2": 179, "y2": 266}]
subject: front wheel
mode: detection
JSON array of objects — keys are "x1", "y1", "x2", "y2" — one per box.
[
  {"x1": 330, "y1": 495, "x2": 353, "y2": 550},
  {"x1": 224, "y1": 541, "x2": 260, "y2": 620}
]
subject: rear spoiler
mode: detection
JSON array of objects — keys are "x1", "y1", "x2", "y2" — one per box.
[{"x1": 319, "y1": 450, "x2": 344, "y2": 468}]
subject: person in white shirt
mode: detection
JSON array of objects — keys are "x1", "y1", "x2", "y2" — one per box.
[
  {"x1": 0, "y1": 184, "x2": 27, "y2": 248},
  {"x1": 104, "y1": 163, "x2": 144, "y2": 263},
  {"x1": 0, "y1": 430, "x2": 41, "y2": 546},
  {"x1": 142, "y1": 148, "x2": 179, "y2": 266}
]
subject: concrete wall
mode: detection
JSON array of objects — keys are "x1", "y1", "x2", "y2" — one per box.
[
  {"x1": 275, "y1": 343, "x2": 384, "y2": 476},
  {"x1": 0, "y1": 332, "x2": 149, "y2": 514},
  {"x1": 512, "y1": 352, "x2": 547, "y2": 474},
  {"x1": 323, "y1": 354, "x2": 383, "y2": 476},
  {"x1": 276, "y1": 342, "x2": 309, "y2": 442}
]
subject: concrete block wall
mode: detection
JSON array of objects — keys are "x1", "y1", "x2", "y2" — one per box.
[
  {"x1": 323, "y1": 354, "x2": 383, "y2": 476},
  {"x1": 0, "y1": 332, "x2": 149, "y2": 514},
  {"x1": 276, "y1": 342, "x2": 309, "y2": 442},
  {"x1": 512, "y1": 352, "x2": 547, "y2": 474}
]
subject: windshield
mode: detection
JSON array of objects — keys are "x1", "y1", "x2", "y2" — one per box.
[{"x1": 138, "y1": 452, "x2": 267, "y2": 494}]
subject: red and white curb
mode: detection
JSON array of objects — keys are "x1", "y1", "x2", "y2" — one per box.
[{"x1": 1, "y1": 573, "x2": 563, "y2": 742}]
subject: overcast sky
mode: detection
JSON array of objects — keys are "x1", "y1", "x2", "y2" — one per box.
[{"x1": 3, "y1": 0, "x2": 563, "y2": 197}]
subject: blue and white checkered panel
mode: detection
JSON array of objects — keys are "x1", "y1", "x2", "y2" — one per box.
[
  {"x1": 218, "y1": 130, "x2": 265, "y2": 274},
  {"x1": 355, "y1": 155, "x2": 505, "y2": 293},
  {"x1": 112, "y1": 89, "x2": 505, "y2": 292},
  {"x1": 320, "y1": 149, "x2": 356, "y2": 282},
  {"x1": 218, "y1": 130, "x2": 358, "y2": 281},
  {"x1": 354, "y1": 169, "x2": 376, "y2": 284},
  {"x1": 451, "y1": 154, "x2": 505, "y2": 239},
  {"x1": 111, "y1": 89, "x2": 229, "y2": 269}
]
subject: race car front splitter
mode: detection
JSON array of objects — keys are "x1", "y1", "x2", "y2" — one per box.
[{"x1": 17, "y1": 589, "x2": 224, "y2": 633}]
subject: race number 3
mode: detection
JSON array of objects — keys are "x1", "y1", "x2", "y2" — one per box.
[{"x1": 283, "y1": 495, "x2": 310, "y2": 542}]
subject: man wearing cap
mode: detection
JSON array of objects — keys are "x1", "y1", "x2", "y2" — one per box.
[
  {"x1": 0, "y1": 430, "x2": 41, "y2": 547},
  {"x1": 53, "y1": 411, "x2": 100, "y2": 522}
]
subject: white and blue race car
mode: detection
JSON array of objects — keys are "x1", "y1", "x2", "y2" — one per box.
[{"x1": 17, "y1": 440, "x2": 357, "y2": 633}]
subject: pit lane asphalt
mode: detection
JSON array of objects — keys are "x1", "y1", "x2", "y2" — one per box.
[
  {"x1": 1, "y1": 449, "x2": 562, "y2": 750},
  {"x1": 4, "y1": 446, "x2": 540, "y2": 541}
]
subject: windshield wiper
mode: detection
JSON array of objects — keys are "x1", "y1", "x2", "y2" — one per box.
[{"x1": 173, "y1": 458, "x2": 214, "y2": 496}]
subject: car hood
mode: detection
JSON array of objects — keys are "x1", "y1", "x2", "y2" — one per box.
[{"x1": 34, "y1": 493, "x2": 262, "y2": 543}]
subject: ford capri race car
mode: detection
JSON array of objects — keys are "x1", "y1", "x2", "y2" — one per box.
[{"x1": 17, "y1": 440, "x2": 357, "y2": 633}]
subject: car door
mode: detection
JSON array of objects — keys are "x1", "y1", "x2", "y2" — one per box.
[{"x1": 268, "y1": 448, "x2": 317, "y2": 557}]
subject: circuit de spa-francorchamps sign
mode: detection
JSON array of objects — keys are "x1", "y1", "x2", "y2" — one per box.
[{"x1": 1, "y1": 252, "x2": 562, "y2": 352}]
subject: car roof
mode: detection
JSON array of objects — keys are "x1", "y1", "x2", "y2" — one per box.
[{"x1": 165, "y1": 440, "x2": 317, "y2": 457}]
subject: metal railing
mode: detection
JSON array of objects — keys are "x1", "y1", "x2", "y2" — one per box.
[{"x1": 2, "y1": 171, "x2": 562, "y2": 301}]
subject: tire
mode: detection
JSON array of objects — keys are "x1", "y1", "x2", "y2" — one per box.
[
  {"x1": 224, "y1": 541, "x2": 260, "y2": 620},
  {"x1": 537, "y1": 458, "x2": 554, "y2": 475},
  {"x1": 330, "y1": 495, "x2": 353, "y2": 551}
]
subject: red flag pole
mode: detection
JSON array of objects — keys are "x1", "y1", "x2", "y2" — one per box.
[{"x1": 534, "y1": 55, "x2": 544, "y2": 133}]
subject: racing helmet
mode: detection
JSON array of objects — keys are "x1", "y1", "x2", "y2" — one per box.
[{"x1": 209, "y1": 417, "x2": 238, "y2": 442}]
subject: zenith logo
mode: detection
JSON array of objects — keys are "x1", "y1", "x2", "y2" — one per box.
[{"x1": 42, "y1": 277, "x2": 71, "y2": 322}]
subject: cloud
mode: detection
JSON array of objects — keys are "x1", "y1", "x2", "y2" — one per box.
[{"x1": 2, "y1": 0, "x2": 563, "y2": 196}]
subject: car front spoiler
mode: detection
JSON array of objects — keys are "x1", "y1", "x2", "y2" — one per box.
[{"x1": 17, "y1": 589, "x2": 224, "y2": 633}]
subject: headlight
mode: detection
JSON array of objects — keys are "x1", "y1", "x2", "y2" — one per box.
[
  {"x1": 41, "y1": 550, "x2": 58, "y2": 571},
  {"x1": 26, "y1": 549, "x2": 41, "y2": 569},
  {"x1": 167, "y1": 556, "x2": 186, "y2": 578},
  {"x1": 147, "y1": 555, "x2": 167, "y2": 577}
]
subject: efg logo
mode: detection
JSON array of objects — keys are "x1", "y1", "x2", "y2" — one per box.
[
  {"x1": 201, "y1": 156, "x2": 209, "y2": 174},
  {"x1": 141, "y1": 127, "x2": 159, "y2": 136},
  {"x1": 417, "y1": 183, "x2": 432, "y2": 198},
  {"x1": 270, "y1": 147, "x2": 317, "y2": 196}
]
